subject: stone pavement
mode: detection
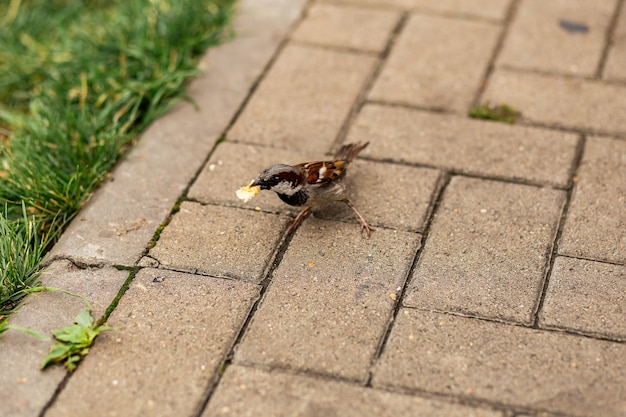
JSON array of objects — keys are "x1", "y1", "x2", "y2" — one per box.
[{"x1": 1, "y1": 0, "x2": 625, "y2": 416}]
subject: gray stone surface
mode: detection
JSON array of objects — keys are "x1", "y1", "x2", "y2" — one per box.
[
  {"x1": 539, "y1": 256, "x2": 625, "y2": 341},
  {"x1": 404, "y1": 177, "x2": 565, "y2": 324},
  {"x1": 373, "y1": 309, "x2": 626, "y2": 417},
  {"x1": 318, "y1": 159, "x2": 442, "y2": 232},
  {"x1": 482, "y1": 69, "x2": 626, "y2": 135},
  {"x1": 347, "y1": 103, "x2": 580, "y2": 187},
  {"x1": 45, "y1": 268, "x2": 260, "y2": 417},
  {"x1": 0, "y1": 261, "x2": 128, "y2": 417},
  {"x1": 324, "y1": 0, "x2": 511, "y2": 21},
  {"x1": 203, "y1": 365, "x2": 503, "y2": 417},
  {"x1": 228, "y1": 44, "x2": 377, "y2": 150},
  {"x1": 234, "y1": 218, "x2": 421, "y2": 381},
  {"x1": 604, "y1": 3, "x2": 626, "y2": 81},
  {"x1": 558, "y1": 136, "x2": 626, "y2": 264},
  {"x1": 149, "y1": 202, "x2": 289, "y2": 282},
  {"x1": 497, "y1": 0, "x2": 616, "y2": 76},
  {"x1": 369, "y1": 13, "x2": 500, "y2": 112},
  {"x1": 291, "y1": 3, "x2": 401, "y2": 52},
  {"x1": 46, "y1": 0, "x2": 307, "y2": 267}
]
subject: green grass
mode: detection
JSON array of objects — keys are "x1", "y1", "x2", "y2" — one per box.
[
  {"x1": 0, "y1": 0, "x2": 236, "y2": 313},
  {"x1": 468, "y1": 103, "x2": 519, "y2": 124}
]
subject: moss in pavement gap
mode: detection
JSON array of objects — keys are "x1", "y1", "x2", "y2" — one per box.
[
  {"x1": 0, "y1": 0, "x2": 236, "y2": 311},
  {"x1": 468, "y1": 103, "x2": 519, "y2": 124},
  {"x1": 99, "y1": 268, "x2": 139, "y2": 326}
]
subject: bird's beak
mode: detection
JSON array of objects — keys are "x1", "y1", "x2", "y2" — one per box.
[{"x1": 251, "y1": 177, "x2": 265, "y2": 189}]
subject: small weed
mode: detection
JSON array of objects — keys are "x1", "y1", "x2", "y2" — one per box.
[
  {"x1": 468, "y1": 103, "x2": 519, "y2": 124},
  {"x1": 0, "y1": 203, "x2": 53, "y2": 312},
  {"x1": 41, "y1": 309, "x2": 115, "y2": 372}
]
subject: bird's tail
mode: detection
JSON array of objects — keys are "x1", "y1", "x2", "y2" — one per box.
[{"x1": 334, "y1": 142, "x2": 369, "y2": 162}]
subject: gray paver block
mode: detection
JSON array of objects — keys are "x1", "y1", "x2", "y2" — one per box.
[
  {"x1": 323, "y1": 0, "x2": 511, "y2": 21},
  {"x1": 404, "y1": 177, "x2": 565, "y2": 324},
  {"x1": 234, "y1": 218, "x2": 421, "y2": 381},
  {"x1": 369, "y1": 13, "x2": 500, "y2": 112},
  {"x1": 559, "y1": 136, "x2": 626, "y2": 264},
  {"x1": 482, "y1": 69, "x2": 626, "y2": 135},
  {"x1": 228, "y1": 44, "x2": 377, "y2": 150},
  {"x1": 347, "y1": 103, "x2": 579, "y2": 187},
  {"x1": 203, "y1": 364, "x2": 503, "y2": 417},
  {"x1": 47, "y1": 0, "x2": 307, "y2": 267},
  {"x1": 497, "y1": 0, "x2": 616, "y2": 76},
  {"x1": 0, "y1": 261, "x2": 128, "y2": 417},
  {"x1": 604, "y1": 3, "x2": 626, "y2": 81},
  {"x1": 188, "y1": 141, "x2": 321, "y2": 215},
  {"x1": 291, "y1": 3, "x2": 401, "y2": 53},
  {"x1": 373, "y1": 309, "x2": 626, "y2": 417},
  {"x1": 149, "y1": 202, "x2": 289, "y2": 282},
  {"x1": 539, "y1": 256, "x2": 625, "y2": 341},
  {"x1": 45, "y1": 268, "x2": 260, "y2": 417},
  {"x1": 317, "y1": 159, "x2": 441, "y2": 232}
]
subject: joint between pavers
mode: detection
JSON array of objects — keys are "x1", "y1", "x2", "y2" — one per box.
[
  {"x1": 220, "y1": 2, "x2": 309, "y2": 141},
  {"x1": 530, "y1": 135, "x2": 587, "y2": 328},
  {"x1": 330, "y1": 11, "x2": 409, "y2": 152},
  {"x1": 370, "y1": 379, "x2": 572, "y2": 417},
  {"x1": 360, "y1": 151, "x2": 571, "y2": 191},
  {"x1": 496, "y1": 63, "x2": 626, "y2": 87},
  {"x1": 469, "y1": 0, "x2": 520, "y2": 109},
  {"x1": 232, "y1": 359, "x2": 369, "y2": 386},
  {"x1": 401, "y1": 304, "x2": 626, "y2": 346},
  {"x1": 189, "y1": 219, "x2": 294, "y2": 416},
  {"x1": 365, "y1": 98, "x2": 456, "y2": 115},
  {"x1": 289, "y1": 39, "x2": 381, "y2": 58},
  {"x1": 595, "y1": 0, "x2": 625, "y2": 79},
  {"x1": 38, "y1": 371, "x2": 72, "y2": 417},
  {"x1": 447, "y1": 169, "x2": 571, "y2": 191},
  {"x1": 556, "y1": 253, "x2": 626, "y2": 267},
  {"x1": 365, "y1": 173, "x2": 451, "y2": 382}
]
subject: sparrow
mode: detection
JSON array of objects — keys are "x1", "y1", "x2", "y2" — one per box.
[{"x1": 238, "y1": 142, "x2": 372, "y2": 236}]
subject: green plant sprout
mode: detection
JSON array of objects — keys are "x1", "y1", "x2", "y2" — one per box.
[
  {"x1": 468, "y1": 103, "x2": 519, "y2": 124},
  {"x1": 41, "y1": 309, "x2": 116, "y2": 372}
]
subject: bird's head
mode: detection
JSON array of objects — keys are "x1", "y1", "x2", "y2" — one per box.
[{"x1": 251, "y1": 164, "x2": 304, "y2": 196}]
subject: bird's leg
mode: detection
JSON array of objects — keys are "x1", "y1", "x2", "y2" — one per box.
[
  {"x1": 286, "y1": 206, "x2": 312, "y2": 235},
  {"x1": 343, "y1": 199, "x2": 373, "y2": 237}
]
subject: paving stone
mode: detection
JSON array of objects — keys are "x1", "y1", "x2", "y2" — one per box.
[
  {"x1": 373, "y1": 309, "x2": 626, "y2": 417},
  {"x1": 149, "y1": 202, "x2": 289, "y2": 282},
  {"x1": 558, "y1": 136, "x2": 626, "y2": 264},
  {"x1": 203, "y1": 364, "x2": 503, "y2": 417},
  {"x1": 604, "y1": 3, "x2": 626, "y2": 81},
  {"x1": 347, "y1": 103, "x2": 579, "y2": 188},
  {"x1": 228, "y1": 44, "x2": 377, "y2": 150},
  {"x1": 368, "y1": 14, "x2": 500, "y2": 112},
  {"x1": 234, "y1": 218, "x2": 421, "y2": 381},
  {"x1": 47, "y1": 0, "x2": 306, "y2": 267},
  {"x1": 404, "y1": 177, "x2": 565, "y2": 324},
  {"x1": 539, "y1": 256, "x2": 626, "y2": 341},
  {"x1": 291, "y1": 3, "x2": 401, "y2": 53},
  {"x1": 0, "y1": 261, "x2": 128, "y2": 417},
  {"x1": 482, "y1": 69, "x2": 626, "y2": 135},
  {"x1": 497, "y1": 0, "x2": 616, "y2": 76},
  {"x1": 45, "y1": 268, "x2": 260, "y2": 417},
  {"x1": 318, "y1": 159, "x2": 441, "y2": 232},
  {"x1": 323, "y1": 0, "x2": 511, "y2": 21}
]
